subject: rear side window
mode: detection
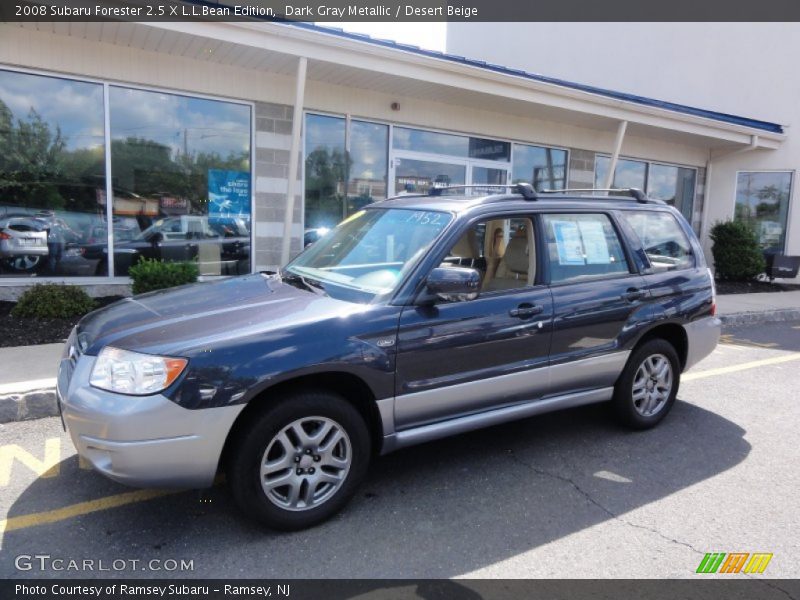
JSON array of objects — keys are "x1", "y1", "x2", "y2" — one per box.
[
  {"x1": 542, "y1": 213, "x2": 630, "y2": 283},
  {"x1": 621, "y1": 210, "x2": 694, "y2": 271}
]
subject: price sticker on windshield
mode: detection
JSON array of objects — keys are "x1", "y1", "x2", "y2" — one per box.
[{"x1": 405, "y1": 211, "x2": 444, "y2": 226}]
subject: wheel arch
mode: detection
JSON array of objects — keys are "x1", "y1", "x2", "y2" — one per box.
[
  {"x1": 219, "y1": 371, "x2": 385, "y2": 473},
  {"x1": 632, "y1": 322, "x2": 689, "y2": 371}
]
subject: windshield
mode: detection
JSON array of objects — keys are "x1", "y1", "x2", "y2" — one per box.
[{"x1": 285, "y1": 207, "x2": 453, "y2": 302}]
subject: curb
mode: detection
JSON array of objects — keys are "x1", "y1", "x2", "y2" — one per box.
[
  {"x1": 717, "y1": 308, "x2": 800, "y2": 326},
  {"x1": 0, "y1": 387, "x2": 58, "y2": 424},
  {"x1": 1, "y1": 307, "x2": 799, "y2": 424}
]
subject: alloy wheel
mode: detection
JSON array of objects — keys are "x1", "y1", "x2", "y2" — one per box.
[
  {"x1": 631, "y1": 353, "x2": 673, "y2": 417},
  {"x1": 259, "y1": 416, "x2": 352, "y2": 512}
]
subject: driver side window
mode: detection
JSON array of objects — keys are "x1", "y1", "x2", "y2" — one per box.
[{"x1": 441, "y1": 217, "x2": 535, "y2": 292}]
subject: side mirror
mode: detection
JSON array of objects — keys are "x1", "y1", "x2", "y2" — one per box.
[
  {"x1": 424, "y1": 267, "x2": 481, "y2": 302},
  {"x1": 149, "y1": 232, "x2": 164, "y2": 245}
]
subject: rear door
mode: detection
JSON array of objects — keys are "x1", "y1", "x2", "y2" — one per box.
[
  {"x1": 394, "y1": 214, "x2": 553, "y2": 430},
  {"x1": 542, "y1": 212, "x2": 648, "y2": 396}
]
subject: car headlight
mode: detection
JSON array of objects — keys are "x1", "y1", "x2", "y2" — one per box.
[{"x1": 89, "y1": 347, "x2": 188, "y2": 395}]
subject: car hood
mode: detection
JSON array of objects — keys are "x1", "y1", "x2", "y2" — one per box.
[{"x1": 77, "y1": 274, "x2": 363, "y2": 356}]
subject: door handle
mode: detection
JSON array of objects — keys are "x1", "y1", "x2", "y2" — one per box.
[
  {"x1": 509, "y1": 304, "x2": 544, "y2": 319},
  {"x1": 622, "y1": 288, "x2": 645, "y2": 302}
]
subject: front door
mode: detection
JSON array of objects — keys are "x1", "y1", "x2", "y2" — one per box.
[{"x1": 394, "y1": 215, "x2": 553, "y2": 430}]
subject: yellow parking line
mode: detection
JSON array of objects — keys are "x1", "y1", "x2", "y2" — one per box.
[
  {"x1": 1, "y1": 488, "x2": 181, "y2": 534},
  {"x1": 683, "y1": 353, "x2": 800, "y2": 382}
]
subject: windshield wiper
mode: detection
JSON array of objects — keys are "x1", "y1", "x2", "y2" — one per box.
[{"x1": 278, "y1": 268, "x2": 326, "y2": 296}]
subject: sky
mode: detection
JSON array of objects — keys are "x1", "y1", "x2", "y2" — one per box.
[{"x1": 317, "y1": 22, "x2": 447, "y2": 52}]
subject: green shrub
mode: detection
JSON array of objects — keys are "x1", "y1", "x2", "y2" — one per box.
[
  {"x1": 129, "y1": 258, "x2": 199, "y2": 295},
  {"x1": 12, "y1": 284, "x2": 96, "y2": 319},
  {"x1": 710, "y1": 220, "x2": 766, "y2": 281}
]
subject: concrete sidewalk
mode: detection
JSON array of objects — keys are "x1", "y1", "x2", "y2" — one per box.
[
  {"x1": 1, "y1": 290, "x2": 799, "y2": 423},
  {"x1": 716, "y1": 289, "x2": 800, "y2": 324}
]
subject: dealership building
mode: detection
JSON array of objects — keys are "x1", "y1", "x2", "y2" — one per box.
[{"x1": 0, "y1": 18, "x2": 794, "y2": 294}]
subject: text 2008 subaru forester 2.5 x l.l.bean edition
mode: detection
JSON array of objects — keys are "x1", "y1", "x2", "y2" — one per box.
[{"x1": 58, "y1": 185, "x2": 720, "y2": 530}]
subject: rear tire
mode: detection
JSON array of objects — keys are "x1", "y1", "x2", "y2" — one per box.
[
  {"x1": 613, "y1": 338, "x2": 680, "y2": 430},
  {"x1": 226, "y1": 390, "x2": 371, "y2": 531}
]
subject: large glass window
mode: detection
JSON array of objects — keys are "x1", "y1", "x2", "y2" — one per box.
[
  {"x1": 304, "y1": 114, "x2": 347, "y2": 230},
  {"x1": 392, "y1": 127, "x2": 511, "y2": 162},
  {"x1": 647, "y1": 164, "x2": 697, "y2": 223},
  {"x1": 108, "y1": 87, "x2": 251, "y2": 277},
  {"x1": 0, "y1": 69, "x2": 253, "y2": 280},
  {"x1": 393, "y1": 127, "x2": 469, "y2": 157},
  {"x1": 304, "y1": 115, "x2": 389, "y2": 230},
  {"x1": 347, "y1": 120, "x2": 389, "y2": 215},
  {"x1": 595, "y1": 156, "x2": 698, "y2": 228},
  {"x1": 735, "y1": 171, "x2": 793, "y2": 251},
  {"x1": 0, "y1": 69, "x2": 105, "y2": 277},
  {"x1": 512, "y1": 144, "x2": 567, "y2": 191},
  {"x1": 595, "y1": 156, "x2": 647, "y2": 190}
]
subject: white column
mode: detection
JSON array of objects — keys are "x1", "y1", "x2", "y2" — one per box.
[
  {"x1": 603, "y1": 120, "x2": 628, "y2": 190},
  {"x1": 281, "y1": 56, "x2": 308, "y2": 266}
]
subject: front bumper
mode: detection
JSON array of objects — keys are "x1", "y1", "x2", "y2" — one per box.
[
  {"x1": 0, "y1": 245, "x2": 49, "y2": 257},
  {"x1": 57, "y1": 349, "x2": 244, "y2": 489}
]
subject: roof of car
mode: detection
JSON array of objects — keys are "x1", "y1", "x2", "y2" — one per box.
[{"x1": 371, "y1": 192, "x2": 670, "y2": 215}]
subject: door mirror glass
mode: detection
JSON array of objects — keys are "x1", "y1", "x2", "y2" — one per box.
[{"x1": 426, "y1": 267, "x2": 481, "y2": 302}]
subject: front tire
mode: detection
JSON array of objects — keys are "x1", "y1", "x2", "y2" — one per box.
[
  {"x1": 613, "y1": 338, "x2": 680, "y2": 430},
  {"x1": 227, "y1": 390, "x2": 371, "y2": 531}
]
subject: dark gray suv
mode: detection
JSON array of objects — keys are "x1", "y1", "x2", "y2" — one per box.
[{"x1": 58, "y1": 185, "x2": 720, "y2": 530}]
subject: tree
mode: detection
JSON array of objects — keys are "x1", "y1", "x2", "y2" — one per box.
[
  {"x1": 0, "y1": 103, "x2": 68, "y2": 209},
  {"x1": 710, "y1": 220, "x2": 766, "y2": 281}
]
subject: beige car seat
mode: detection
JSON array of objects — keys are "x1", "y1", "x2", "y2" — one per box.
[
  {"x1": 483, "y1": 221, "x2": 535, "y2": 291},
  {"x1": 482, "y1": 221, "x2": 507, "y2": 288},
  {"x1": 449, "y1": 228, "x2": 480, "y2": 265}
]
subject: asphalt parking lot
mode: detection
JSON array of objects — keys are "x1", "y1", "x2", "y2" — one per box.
[{"x1": 1, "y1": 321, "x2": 798, "y2": 580}]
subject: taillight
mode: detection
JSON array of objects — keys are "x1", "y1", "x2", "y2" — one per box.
[{"x1": 0, "y1": 231, "x2": 10, "y2": 240}]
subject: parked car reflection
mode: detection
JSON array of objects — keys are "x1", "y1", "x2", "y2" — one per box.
[
  {"x1": 0, "y1": 216, "x2": 49, "y2": 273},
  {"x1": 81, "y1": 215, "x2": 250, "y2": 276}
]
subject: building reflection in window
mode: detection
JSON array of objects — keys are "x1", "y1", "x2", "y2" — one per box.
[
  {"x1": 735, "y1": 171, "x2": 793, "y2": 251},
  {"x1": 512, "y1": 143, "x2": 567, "y2": 191},
  {"x1": 0, "y1": 69, "x2": 105, "y2": 277}
]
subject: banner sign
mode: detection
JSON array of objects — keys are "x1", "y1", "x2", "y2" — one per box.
[{"x1": 207, "y1": 169, "x2": 251, "y2": 217}]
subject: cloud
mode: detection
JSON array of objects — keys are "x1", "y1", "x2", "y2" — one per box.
[
  {"x1": 110, "y1": 87, "x2": 250, "y2": 157},
  {"x1": 0, "y1": 69, "x2": 104, "y2": 150}
]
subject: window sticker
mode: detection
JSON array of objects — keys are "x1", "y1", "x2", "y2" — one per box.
[
  {"x1": 578, "y1": 220, "x2": 612, "y2": 264},
  {"x1": 551, "y1": 220, "x2": 585, "y2": 265}
]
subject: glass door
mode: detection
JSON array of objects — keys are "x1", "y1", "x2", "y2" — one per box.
[
  {"x1": 470, "y1": 164, "x2": 510, "y2": 186},
  {"x1": 391, "y1": 153, "x2": 467, "y2": 196}
]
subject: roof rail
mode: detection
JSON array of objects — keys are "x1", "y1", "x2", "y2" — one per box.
[
  {"x1": 539, "y1": 187, "x2": 649, "y2": 203},
  {"x1": 427, "y1": 183, "x2": 538, "y2": 200}
]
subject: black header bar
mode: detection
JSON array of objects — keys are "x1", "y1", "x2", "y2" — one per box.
[
  {"x1": 3, "y1": 0, "x2": 800, "y2": 22},
  {"x1": 4, "y1": 579, "x2": 800, "y2": 600}
]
